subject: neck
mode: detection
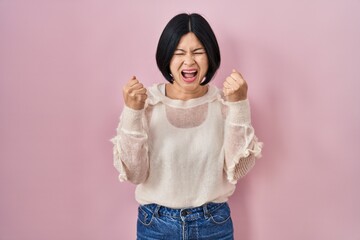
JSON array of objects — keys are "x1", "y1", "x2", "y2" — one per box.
[{"x1": 165, "y1": 83, "x2": 208, "y2": 100}]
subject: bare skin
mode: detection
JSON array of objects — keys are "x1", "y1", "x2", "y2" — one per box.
[{"x1": 122, "y1": 76, "x2": 147, "y2": 110}]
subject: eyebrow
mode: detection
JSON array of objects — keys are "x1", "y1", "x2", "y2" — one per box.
[
  {"x1": 193, "y1": 48, "x2": 205, "y2": 52},
  {"x1": 174, "y1": 47, "x2": 205, "y2": 52}
]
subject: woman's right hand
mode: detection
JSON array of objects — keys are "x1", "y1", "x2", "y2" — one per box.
[{"x1": 123, "y1": 76, "x2": 147, "y2": 110}]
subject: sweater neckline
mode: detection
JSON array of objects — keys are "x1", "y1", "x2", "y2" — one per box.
[{"x1": 148, "y1": 83, "x2": 219, "y2": 108}]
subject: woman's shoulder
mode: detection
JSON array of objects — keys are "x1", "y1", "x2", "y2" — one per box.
[{"x1": 146, "y1": 83, "x2": 164, "y2": 106}]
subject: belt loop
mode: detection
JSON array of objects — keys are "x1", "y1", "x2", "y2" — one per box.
[
  {"x1": 154, "y1": 204, "x2": 161, "y2": 218},
  {"x1": 203, "y1": 203, "x2": 211, "y2": 219}
]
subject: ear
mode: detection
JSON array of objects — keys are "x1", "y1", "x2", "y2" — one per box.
[{"x1": 169, "y1": 73, "x2": 174, "y2": 83}]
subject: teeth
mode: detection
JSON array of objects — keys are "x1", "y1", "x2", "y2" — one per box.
[
  {"x1": 181, "y1": 70, "x2": 197, "y2": 79},
  {"x1": 182, "y1": 70, "x2": 197, "y2": 73}
]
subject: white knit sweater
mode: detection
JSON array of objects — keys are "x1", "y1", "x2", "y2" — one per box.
[{"x1": 111, "y1": 83, "x2": 262, "y2": 208}]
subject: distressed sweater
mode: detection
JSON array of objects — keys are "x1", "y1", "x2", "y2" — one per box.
[{"x1": 111, "y1": 83, "x2": 262, "y2": 208}]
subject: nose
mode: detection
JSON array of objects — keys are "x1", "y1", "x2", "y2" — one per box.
[{"x1": 184, "y1": 53, "x2": 195, "y2": 66}]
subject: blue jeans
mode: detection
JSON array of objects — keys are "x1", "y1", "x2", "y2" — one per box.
[{"x1": 137, "y1": 202, "x2": 234, "y2": 240}]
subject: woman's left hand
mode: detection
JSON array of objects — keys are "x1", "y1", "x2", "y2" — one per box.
[{"x1": 223, "y1": 69, "x2": 248, "y2": 102}]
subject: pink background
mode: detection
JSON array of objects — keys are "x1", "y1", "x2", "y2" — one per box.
[{"x1": 1, "y1": 0, "x2": 359, "y2": 239}]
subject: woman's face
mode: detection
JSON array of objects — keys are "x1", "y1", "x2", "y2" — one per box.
[{"x1": 169, "y1": 32, "x2": 209, "y2": 99}]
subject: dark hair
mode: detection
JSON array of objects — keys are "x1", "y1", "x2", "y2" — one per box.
[{"x1": 156, "y1": 13, "x2": 221, "y2": 85}]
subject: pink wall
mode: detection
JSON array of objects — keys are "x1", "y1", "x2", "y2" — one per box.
[{"x1": 1, "y1": 0, "x2": 359, "y2": 239}]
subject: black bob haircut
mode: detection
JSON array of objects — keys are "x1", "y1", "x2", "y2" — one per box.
[{"x1": 156, "y1": 13, "x2": 221, "y2": 85}]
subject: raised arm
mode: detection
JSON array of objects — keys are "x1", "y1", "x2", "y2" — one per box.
[
  {"x1": 110, "y1": 76, "x2": 149, "y2": 184},
  {"x1": 223, "y1": 70, "x2": 263, "y2": 184}
]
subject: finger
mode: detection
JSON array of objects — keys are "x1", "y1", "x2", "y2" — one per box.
[
  {"x1": 129, "y1": 86, "x2": 147, "y2": 97},
  {"x1": 230, "y1": 73, "x2": 242, "y2": 82},
  {"x1": 135, "y1": 87, "x2": 147, "y2": 93},
  {"x1": 230, "y1": 69, "x2": 244, "y2": 81},
  {"x1": 223, "y1": 80, "x2": 233, "y2": 89},
  {"x1": 127, "y1": 76, "x2": 140, "y2": 87},
  {"x1": 224, "y1": 76, "x2": 240, "y2": 89},
  {"x1": 129, "y1": 82, "x2": 145, "y2": 91},
  {"x1": 131, "y1": 88, "x2": 147, "y2": 96},
  {"x1": 126, "y1": 83, "x2": 145, "y2": 96},
  {"x1": 223, "y1": 81, "x2": 235, "y2": 93},
  {"x1": 228, "y1": 76, "x2": 240, "y2": 86}
]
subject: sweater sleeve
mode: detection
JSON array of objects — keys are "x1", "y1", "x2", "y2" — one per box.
[
  {"x1": 110, "y1": 106, "x2": 149, "y2": 184},
  {"x1": 223, "y1": 99, "x2": 263, "y2": 184}
]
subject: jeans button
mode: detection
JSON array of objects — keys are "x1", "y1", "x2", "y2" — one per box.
[{"x1": 181, "y1": 210, "x2": 190, "y2": 216}]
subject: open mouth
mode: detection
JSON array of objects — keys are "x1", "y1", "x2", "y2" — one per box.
[{"x1": 181, "y1": 70, "x2": 198, "y2": 82}]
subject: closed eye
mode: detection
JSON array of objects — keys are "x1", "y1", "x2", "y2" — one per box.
[
  {"x1": 174, "y1": 49, "x2": 186, "y2": 55},
  {"x1": 193, "y1": 48, "x2": 206, "y2": 54}
]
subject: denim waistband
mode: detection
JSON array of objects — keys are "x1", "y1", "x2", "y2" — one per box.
[{"x1": 141, "y1": 202, "x2": 227, "y2": 219}]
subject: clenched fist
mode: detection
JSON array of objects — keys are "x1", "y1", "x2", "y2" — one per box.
[
  {"x1": 223, "y1": 69, "x2": 248, "y2": 102},
  {"x1": 123, "y1": 76, "x2": 147, "y2": 110}
]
